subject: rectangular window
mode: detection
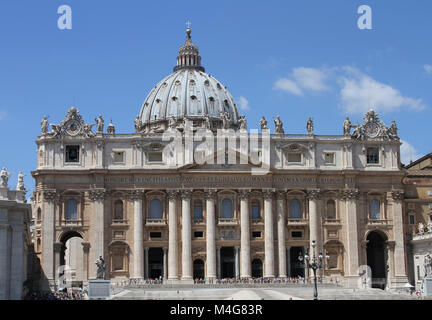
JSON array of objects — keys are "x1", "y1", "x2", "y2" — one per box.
[
  {"x1": 251, "y1": 204, "x2": 260, "y2": 219},
  {"x1": 409, "y1": 215, "x2": 415, "y2": 225},
  {"x1": 148, "y1": 152, "x2": 163, "y2": 162},
  {"x1": 194, "y1": 231, "x2": 204, "y2": 238},
  {"x1": 113, "y1": 151, "x2": 125, "y2": 163},
  {"x1": 291, "y1": 231, "x2": 302, "y2": 238},
  {"x1": 193, "y1": 204, "x2": 203, "y2": 220},
  {"x1": 366, "y1": 148, "x2": 379, "y2": 164},
  {"x1": 324, "y1": 153, "x2": 335, "y2": 165},
  {"x1": 65, "y1": 145, "x2": 80, "y2": 163},
  {"x1": 252, "y1": 231, "x2": 261, "y2": 238},
  {"x1": 287, "y1": 152, "x2": 301, "y2": 163},
  {"x1": 150, "y1": 232, "x2": 162, "y2": 238}
]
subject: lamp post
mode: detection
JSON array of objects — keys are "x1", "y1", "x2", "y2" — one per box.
[{"x1": 298, "y1": 240, "x2": 329, "y2": 300}]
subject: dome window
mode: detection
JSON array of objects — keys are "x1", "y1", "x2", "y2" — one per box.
[
  {"x1": 204, "y1": 80, "x2": 210, "y2": 86},
  {"x1": 209, "y1": 97, "x2": 215, "y2": 102},
  {"x1": 190, "y1": 79, "x2": 196, "y2": 85},
  {"x1": 217, "y1": 83, "x2": 222, "y2": 90},
  {"x1": 191, "y1": 95, "x2": 197, "y2": 100},
  {"x1": 156, "y1": 99, "x2": 162, "y2": 103},
  {"x1": 171, "y1": 96, "x2": 178, "y2": 101}
]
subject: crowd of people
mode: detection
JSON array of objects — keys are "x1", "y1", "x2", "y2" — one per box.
[{"x1": 24, "y1": 289, "x2": 87, "y2": 300}]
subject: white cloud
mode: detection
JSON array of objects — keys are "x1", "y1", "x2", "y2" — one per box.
[
  {"x1": 273, "y1": 78, "x2": 303, "y2": 96},
  {"x1": 400, "y1": 140, "x2": 421, "y2": 165},
  {"x1": 291, "y1": 67, "x2": 330, "y2": 92},
  {"x1": 238, "y1": 96, "x2": 251, "y2": 111},
  {"x1": 338, "y1": 67, "x2": 426, "y2": 114},
  {"x1": 273, "y1": 67, "x2": 329, "y2": 95},
  {"x1": 424, "y1": 64, "x2": 432, "y2": 74}
]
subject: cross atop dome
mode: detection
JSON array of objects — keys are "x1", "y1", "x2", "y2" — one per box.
[{"x1": 173, "y1": 23, "x2": 205, "y2": 72}]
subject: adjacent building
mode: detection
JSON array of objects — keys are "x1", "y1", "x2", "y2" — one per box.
[{"x1": 32, "y1": 27, "x2": 409, "y2": 291}]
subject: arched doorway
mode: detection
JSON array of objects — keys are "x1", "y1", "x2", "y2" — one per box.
[
  {"x1": 220, "y1": 247, "x2": 235, "y2": 278},
  {"x1": 290, "y1": 247, "x2": 305, "y2": 277},
  {"x1": 251, "y1": 259, "x2": 263, "y2": 278},
  {"x1": 59, "y1": 231, "x2": 84, "y2": 287},
  {"x1": 148, "y1": 248, "x2": 163, "y2": 279},
  {"x1": 193, "y1": 259, "x2": 204, "y2": 280},
  {"x1": 366, "y1": 231, "x2": 387, "y2": 289}
]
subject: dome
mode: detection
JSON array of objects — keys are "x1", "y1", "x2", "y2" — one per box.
[{"x1": 136, "y1": 28, "x2": 241, "y2": 133}]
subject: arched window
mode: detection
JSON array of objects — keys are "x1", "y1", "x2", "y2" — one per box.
[
  {"x1": 370, "y1": 199, "x2": 381, "y2": 220},
  {"x1": 66, "y1": 199, "x2": 78, "y2": 220},
  {"x1": 150, "y1": 199, "x2": 162, "y2": 219},
  {"x1": 289, "y1": 199, "x2": 301, "y2": 219},
  {"x1": 114, "y1": 200, "x2": 123, "y2": 221},
  {"x1": 221, "y1": 198, "x2": 233, "y2": 219},
  {"x1": 327, "y1": 200, "x2": 336, "y2": 219},
  {"x1": 193, "y1": 201, "x2": 203, "y2": 220},
  {"x1": 251, "y1": 201, "x2": 260, "y2": 219},
  {"x1": 37, "y1": 208, "x2": 41, "y2": 221}
]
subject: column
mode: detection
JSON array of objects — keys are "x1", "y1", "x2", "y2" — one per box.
[
  {"x1": 307, "y1": 189, "x2": 321, "y2": 256},
  {"x1": 144, "y1": 247, "x2": 149, "y2": 279},
  {"x1": 89, "y1": 189, "x2": 106, "y2": 280},
  {"x1": 235, "y1": 246, "x2": 240, "y2": 278},
  {"x1": 131, "y1": 190, "x2": 144, "y2": 279},
  {"x1": 0, "y1": 225, "x2": 10, "y2": 299},
  {"x1": 341, "y1": 189, "x2": 360, "y2": 287},
  {"x1": 42, "y1": 190, "x2": 57, "y2": 288},
  {"x1": 239, "y1": 190, "x2": 251, "y2": 278},
  {"x1": 286, "y1": 246, "x2": 291, "y2": 277},
  {"x1": 181, "y1": 190, "x2": 193, "y2": 281},
  {"x1": 303, "y1": 246, "x2": 309, "y2": 280},
  {"x1": 216, "y1": 246, "x2": 221, "y2": 279},
  {"x1": 82, "y1": 242, "x2": 90, "y2": 284},
  {"x1": 53, "y1": 242, "x2": 62, "y2": 287},
  {"x1": 9, "y1": 224, "x2": 24, "y2": 300},
  {"x1": 167, "y1": 190, "x2": 179, "y2": 280},
  {"x1": 163, "y1": 247, "x2": 168, "y2": 280},
  {"x1": 391, "y1": 190, "x2": 408, "y2": 288},
  {"x1": 263, "y1": 189, "x2": 275, "y2": 278},
  {"x1": 276, "y1": 191, "x2": 287, "y2": 277},
  {"x1": 205, "y1": 189, "x2": 217, "y2": 280}
]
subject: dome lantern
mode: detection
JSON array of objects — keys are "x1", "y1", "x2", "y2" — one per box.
[{"x1": 173, "y1": 26, "x2": 205, "y2": 72}]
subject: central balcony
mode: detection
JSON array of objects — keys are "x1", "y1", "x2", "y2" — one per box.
[
  {"x1": 287, "y1": 218, "x2": 308, "y2": 226},
  {"x1": 145, "y1": 218, "x2": 167, "y2": 226},
  {"x1": 217, "y1": 218, "x2": 238, "y2": 226}
]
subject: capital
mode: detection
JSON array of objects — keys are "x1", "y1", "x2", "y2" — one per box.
[
  {"x1": 88, "y1": 189, "x2": 108, "y2": 201},
  {"x1": 180, "y1": 189, "x2": 193, "y2": 199},
  {"x1": 127, "y1": 189, "x2": 144, "y2": 201},
  {"x1": 43, "y1": 190, "x2": 59, "y2": 203},
  {"x1": 339, "y1": 188, "x2": 360, "y2": 201},
  {"x1": 204, "y1": 189, "x2": 217, "y2": 200},
  {"x1": 262, "y1": 188, "x2": 275, "y2": 199},
  {"x1": 238, "y1": 189, "x2": 251, "y2": 200},
  {"x1": 391, "y1": 190, "x2": 404, "y2": 201},
  {"x1": 167, "y1": 189, "x2": 179, "y2": 201},
  {"x1": 307, "y1": 189, "x2": 321, "y2": 200},
  {"x1": 276, "y1": 190, "x2": 286, "y2": 200}
]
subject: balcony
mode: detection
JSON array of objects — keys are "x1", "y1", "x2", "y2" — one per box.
[
  {"x1": 193, "y1": 218, "x2": 205, "y2": 225},
  {"x1": 287, "y1": 218, "x2": 308, "y2": 226},
  {"x1": 145, "y1": 219, "x2": 167, "y2": 226},
  {"x1": 323, "y1": 219, "x2": 341, "y2": 225},
  {"x1": 217, "y1": 218, "x2": 238, "y2": 226},
  {"x1": 251, "y1": 218, "x2": 263, "y2": 224},
  {"x1": 365, "y1": 219, "x2": 392, "y2": 226},
  {"x1": 111, "y1": 219, "x2": 129, "y2": 226}
]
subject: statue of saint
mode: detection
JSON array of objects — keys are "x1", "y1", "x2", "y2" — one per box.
[
  {"x1": 389, "y1": 120, "x2": 398, "y2": 138},
  {"x1": 168, "y1": 117, "x2": 176, "y2": 129},
  {"x1": 0, "y1": 167, "x2": 10, "y2": 188},
  {"x1": 343, "y1": 117, "x2": 355, "y2": 135},
  {"x1": 41, "y1": 116, "x2": 49, "y2": 135},
  {"x1": 274, "y1": 115, "x2": 284, "y2": 134},
  {"x1": 16, "y1": 171, "x2": 25, "y2": 191},
  {"x1": 418, "y1": 222, "x2": 425, "y2": 234},
  {"x1": 95, "y1": 255, "x2": 106, "y2": 279},
  {"x1": 134, "y1": 115, "x2": 142, "y2": 133},
  {"x1": 259, "y1": 116, "x2": 268, "y2": 130},
  {"x1": 239, "y1": 115, "x2": 247, "y2": 130},
  {"x1": 306, "y1": 117, "x2": 313, "y2": 134},
  {"x1": 95, "y1": 115, "x2": 104, "y2": 134}
]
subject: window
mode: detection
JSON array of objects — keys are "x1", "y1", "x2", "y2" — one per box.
[
  {"x1": 370, "y1": 199, "x2": 381, "y2": 220},
  {"x1": 428, "y1": 190, "x2": 432, "y2": 196},
  {"x1": 37, "y1": 208, "x2": 41, "y2": 221},
  {"x1": 221, "y1": 198, "x2": 233, "y2": 219},
  {"x1": 327, "y1": 200, "x2": 336, "y2": 219},
  {"x1": 194, "y1": 231, "x2": 204, "y2": 238},
  {"x1": 65, "y1": 146, "x2": 79, "y2": 163},
  {"x1": 366, "y1": 148, "x2": 379, "y2": 164},
  {"x1": 65, "y1": 199, "x2": 78, "y2": 220},
  {"x1": 287, "y1": 152, "x2": 301, "y2": 163},
  {"x1": 150, "y1": 199, "x2": 162, "y2": 219},
  {"x1": 148, "y1": 152, "x2": 163, "y2": 162},
  {"x1": 114, "y1": 200, "x2": 123, "y2": 221},
  {"x1": 113, "y1": 151, "x2": 124, "y2": 163},
  {"x1": 325, "y1": 153, "x2": 335, "y2": 165},
  {"x1": 328, "y1": 251, "x2": 338, "y2": 269},
  {"x1": 150, "y1": 232, "x2": 162, "y2": 238},
  {"x1": 291, "y1": 231, "x2": 302, "y2": 238},
  {"x1": 251, "y1": 202, "x2": 260, "y2": 219},
  {"x1": 289, "y1": 199, "x2": 302, "y2": 219},
  {"x1": 409, "y1": 215, "x2": 415, "y2": 225},
  {"x1": 193, "y1": 202, "x2": 203, "y2": 220},
  {"x1": 252, "y1": 231, "x2": 261, "y2": 238}
]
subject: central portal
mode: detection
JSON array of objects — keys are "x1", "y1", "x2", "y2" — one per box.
[
  {"x1": 148, "y1": 248, "x2": 163, "y2": 279},
  {"x1": 220, "y1": 247, "x2": 235, "y2": 278}
]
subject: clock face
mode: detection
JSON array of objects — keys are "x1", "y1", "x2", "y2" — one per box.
[
  {"x1": 365, "y1": 123, "x2": 379, "y2": 138},
  {"x1": 66, "y1": 120, "x2": 81, "y2": 136}
]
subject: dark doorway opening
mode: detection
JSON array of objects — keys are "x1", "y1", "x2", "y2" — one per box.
[
  {"x1": 59, "y1": 231, "x2": 84, "y2": 287},
  {"x1": 290, "y1": 246, "x2": 305, "y2": 277},
  {"x1": 251, "y1": 259, "x2": 263, "y2": 278},
  {"x1": 220, "y1": 247, "x2": 235, "y2": 278},
  {"x1": 367, "y1": 231, "x2": 387, "y2": 289},
  {"x1": 148, "y1": 248, "x2": 163, "y2": 279},
  {"x1": 193, "y1": 259, "x2": 205, "y2": 279}
]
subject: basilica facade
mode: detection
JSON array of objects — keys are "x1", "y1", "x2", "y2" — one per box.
[{"x1": 32, "y1": 28, "x2": 409, "y2": 290}]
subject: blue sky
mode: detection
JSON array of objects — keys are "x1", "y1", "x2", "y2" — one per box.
[{"x1": 0, "y1": 0, "x2": 431, "y2": 195}]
